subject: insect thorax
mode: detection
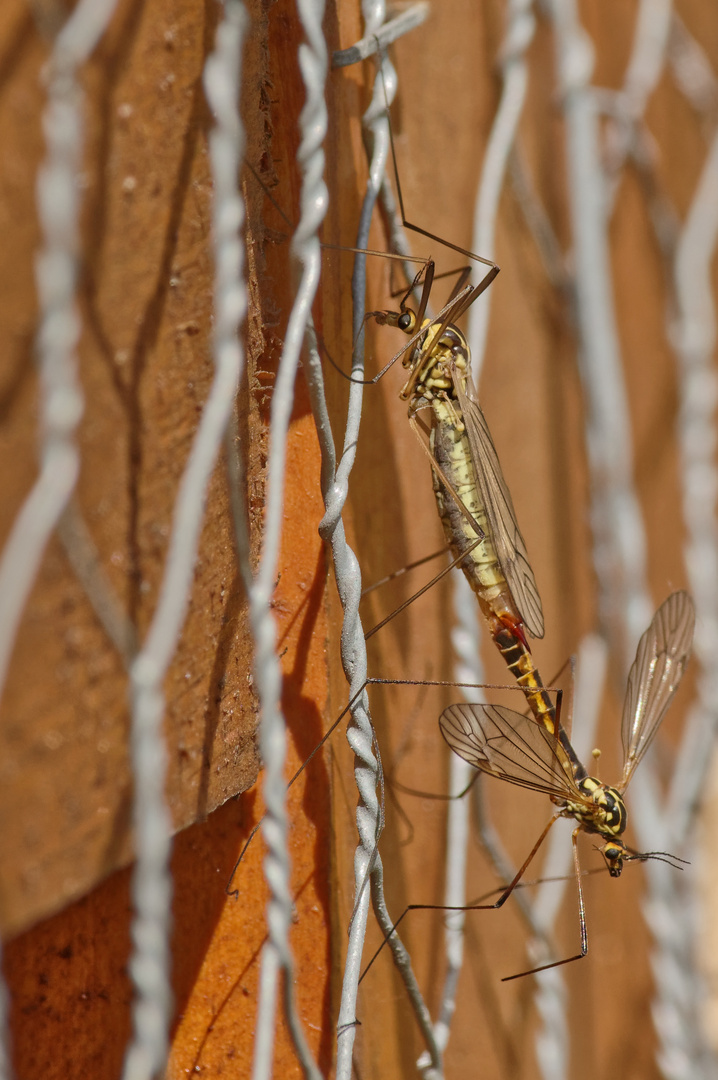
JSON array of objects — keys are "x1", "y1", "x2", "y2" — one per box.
[
  {"x1": 570, "y1": 777, "x2": 627, "y2": 838},
  {"x1": 401, "y1": 319, "x2": 470, "y2": 402}
]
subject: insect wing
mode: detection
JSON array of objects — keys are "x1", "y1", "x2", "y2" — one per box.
[
  {"x1": 619, "y1": 591, "x2": 695, "y2": 791},
  {"x1": 453, "y1": 371, "x2": 545, "y2": 639},
  {"x1": 439, "y1": 702, "x2": 586, "y2": 805}
]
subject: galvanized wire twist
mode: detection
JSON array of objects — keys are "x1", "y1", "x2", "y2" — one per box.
[
  {"x1": 246, "y1": 1, "x2": 329, "y2": 1078},
  {"x1": 123, "y1": 6, "x2": 250, "y2": 1077},
  {"x1": 2, "y1": 4, "x2": 715, "y2": 1078},
  {"x1": 461, "y1": 0, "x2": 571, "y2": 1073},
  {"x1": 550, "y1": 1, "x2": 718, "y2": 1076},
  {"x1": 322, "y1": 8, "x2": 443, "y2": 1075},
  {"x1": 467, "y1": 0, "x2": 536, "y2": 375},
  {"x1": 643, "y1": 107, "x2": 718, "y2": 1080},
  {"x1": 0, "y1": 3, "x2": 120, "y2": 1077},
  {"x1": 0, "y1": 0, "x2": 118, "y2": 711}
]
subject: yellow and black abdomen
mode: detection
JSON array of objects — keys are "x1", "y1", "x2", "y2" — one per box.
[
  {"x1": 491, "y1": 624, "x2": 558, "y2": 736},
  {"x1": 430, "y1": 399, "x2": 505, "y2": 598},
  {"x1": 429, "y1": 400, "x2": 558, "y2": 735}
]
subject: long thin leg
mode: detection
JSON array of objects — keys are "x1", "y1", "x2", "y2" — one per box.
[
  {"x1": 377, "y1": 61, "x2": 498, "y2": 286},
  {"x1": 360, "y1": 814, "x2": 562, "y2": 981},
  {"x1": 360, "y1": 545, "x2": 450, "y2": 597},
  {"x1": 364, "y1": 534, "x2": 484, "y2": 640},
  {"x1": 446, "y1": 265, "x2": 472, "y2": 305},
  {"x1": 501, "y1": 825, "x2": 587, "y2": 981},
  {"x1": 226, "y1": 674, "x2": 529, "y2": 896}
]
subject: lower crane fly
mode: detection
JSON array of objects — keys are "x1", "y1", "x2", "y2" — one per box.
[{"x1": 438, "y1": 590, "x2": 694, "y2": 979}]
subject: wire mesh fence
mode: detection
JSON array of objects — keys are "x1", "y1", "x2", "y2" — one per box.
[{"x1": 0, "y1": 1, "x2": 717, "y2": 1078}]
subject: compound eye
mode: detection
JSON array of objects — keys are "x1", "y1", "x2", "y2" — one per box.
[
  {"x1": 398, "y1": 312, "x2": 413, "y2": 331},
  {"x1": 603, "y1": 843, "x2": 624, "y2": 874}
]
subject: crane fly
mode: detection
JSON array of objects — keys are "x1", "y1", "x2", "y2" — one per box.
[
  {"x1": 326, "y1": 56, "x2": 555, "y2": 734},
  {"x1": 339, "y1": 65, "x2": 555, "y2": 727},
  {"x1": 438, "y1": 590, "x2": 695, "y2": 979},
  {"x1": 365, "y1": 265, "x2": 557, "y2": 736}
]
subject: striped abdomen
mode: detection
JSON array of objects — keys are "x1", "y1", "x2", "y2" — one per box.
[
  {"x1": 430, "y1": 401, "x2": 557, "y2": 736},
  {"x1": 491, "y1": 624, "x2": 557, "y2": 735},
  {"x1": 430, "y1": 400, "x2": 509, "y2": 606}
]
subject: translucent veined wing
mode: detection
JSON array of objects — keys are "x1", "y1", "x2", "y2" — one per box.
[
  {"x1": 439, "y1": 702, "x2": 589, "y2": 807},
  {"x1": 619, "y1": 591, "x2": 695, "y2": 792},
  {"x1": 453, "y1": 369, "x2": 545, "y2": 639}
]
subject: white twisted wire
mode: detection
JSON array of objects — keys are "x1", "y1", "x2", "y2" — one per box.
[
  {"x1": 0, "y1": 4, "x2": 118, "y2": 1077},
  {"x1": 645, "y1": 120, "x2": 718, "y2": 1080},
  {"x1": 551, "y1": 0, "x2": 652, "y2": 657},
  {"x1": 0, "y1": 0, "x2": 118, "y2": 714},
  {"x1": 249, "y1": 1, "x2": 328, "y2": 1078},
  {"x1": 465, "y1": 1, "x2": 571, "y2": 1073},
  {"x1": 325, "y1": 8, "x2": 443, "y2": 1074},
  {"x1": 415, "y1": 587, "x2": 481, "y2": 1075},
  {"x1": 122, "y1": 6, "x2": 249, "y2": 1078},
  {"x1": 331, "y1": 12, "x2": 395, "y2": 1074},
  {"x1": 467, "y1": 0, "x2": 536, "y2": 379},
  {"x1": 550, "y1": 1, "x2": 718, "y2": 1076}
]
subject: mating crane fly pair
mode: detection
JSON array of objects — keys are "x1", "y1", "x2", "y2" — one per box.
[
  {"x1": 360, "y1": 249, "x2": 558, "y2": 735},
  {"x1": 351, "y1": 174, "x2": 695, "y2": 975}
]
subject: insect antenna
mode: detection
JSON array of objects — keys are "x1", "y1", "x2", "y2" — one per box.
[
  {"x1": 623, "y1": 849, "x2": 689, "y2": 870},
  {"x1": 320, "y1": 260, "x2": 473, "y2": 386}
]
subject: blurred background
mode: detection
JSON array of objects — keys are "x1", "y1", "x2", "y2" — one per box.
[{"x1": 0, "y1": 0, "x2": 715, "y2": 1078}]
